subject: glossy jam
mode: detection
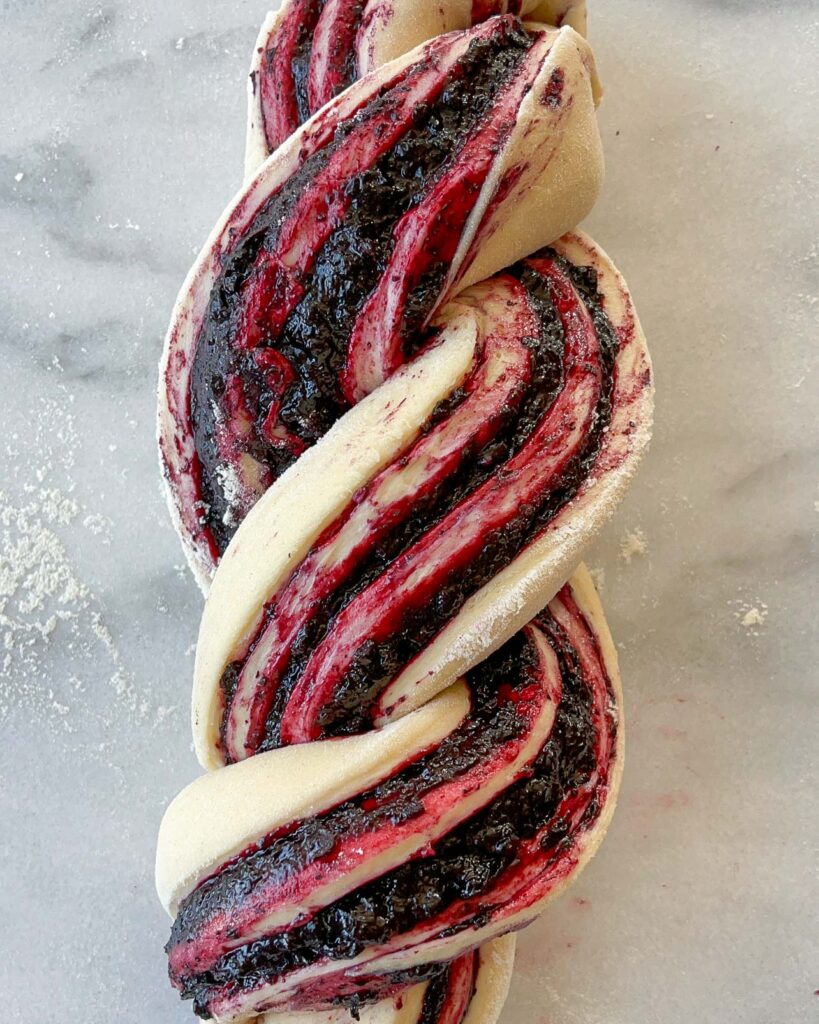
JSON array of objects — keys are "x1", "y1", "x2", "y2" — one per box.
[
  {"x1": 217, "y1": 251, "x2": 617, "y2": 757},
  {"x1": 168, "y1": 591, "x2": 616, "y2": 1018},
  {"x1": 191, "y1": 21, "x2": 534, "y2": 553}
]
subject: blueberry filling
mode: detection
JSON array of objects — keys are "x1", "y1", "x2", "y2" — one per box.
[
  {"x1": 218, "y1": 252, "x2": 618, "y2": 754},
  {"x1": 169, "y1": 603, "x2": 613, "y2": 1018},
  {"x1": 289, "y1": 0, "x2": 327, "y2": 124},
  {"x1": 175, "y1": 631, "x2": 536, "y2": 944},
  {"x1": 418, "y1": 963, "x2": 455, "y2": 1024},
  {"x1": 417, "y1": 953, "x2": 478, "y2": 1024},
  {"x1": 191, "y1": 21, "x2": 534, "y2": 554}
]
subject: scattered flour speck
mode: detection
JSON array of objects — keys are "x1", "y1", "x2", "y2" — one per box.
[
  {"x1": 732, "y1": 600, "x2": 769, "y2": 637},
  {"x1": 741, "y1": 607, "x2": 766, "y2": 629},
  {"x1": 82, "y1": 512, "x2": 112, "y2": 544},
  {"x1": 0, "y1": 396, "x2": 154, "y2": 735},
  {"x1": 620, "y1": 527, "x2": 647, "y2": 564},
  {"x1": 215, "y1": 462, "x2": 243, "y2": 528},
  {"x1": 156, "y1": 705, "x2": 177, "y2": 724}
]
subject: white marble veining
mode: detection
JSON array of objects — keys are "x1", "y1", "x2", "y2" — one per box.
[{"x1": 0, "y1": 2, "x2": 816, "y2": 1021}]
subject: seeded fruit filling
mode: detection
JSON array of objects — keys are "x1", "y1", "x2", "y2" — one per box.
[
  {"x1": 417, "y1": 955, "x2": 478, "y2": 1024},
  {"x1": 254, "y1": 0, "x2": 534, "y2": 155},
  {"x1": 216, "y1": 251, "x2": 617, "y2": 763},
  {"x1": 191, "y1": 18, "x2": 540, "y2": 555},
  {"x1": 258, "y1": 0, "x2": 364, "y2": 152},
  {"x1": 167, "y1": 586, "x2": 617, "y2": 1019}
]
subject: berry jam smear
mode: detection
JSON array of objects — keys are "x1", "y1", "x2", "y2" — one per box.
[
  {"x1": 254, "y1": 0, "x2": 539, "y2": 156},
  {"x1": 171, "y1": 626, "x2": 558, "y2": 982},
  {"x1": 257, "y1": 0, "x2": 363, "y2": 153},
  {"x1": 417, "y1": 954, "x2": 477, "y2": 1024},
  {"x1": 167, "y1": 585, "x2": 617, "y2": 1020},
  {"x1": 192, "y1": 18, "x2": 540, "y2": 554},
  {"x1": 217, "y1": 251, "x2": 617, "y2": 762}
]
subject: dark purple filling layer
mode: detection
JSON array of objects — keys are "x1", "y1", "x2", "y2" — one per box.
[
  {"x1": 171, "y1": 607, "x2": 610, "y2": 1017},
  {"x1": 191, "y1": 22, "x2": 534, "y2": 554},
  {"x1": 290, "y1": 0, "x2": 327, "y2": 123},
  {"x1": 338, "y1": 961, "x2": 454, "y2": 1022},
  {"x1": 287, "y1": 0, "x2": 363, "y2": 128},
  {"x1": 419, "y1": 962, "x2": 455, "y2": 1024},
  {"x1": 173, "y1": 635, "x2": 535, "y2": 946},
  {"x1": 218, "y1": 252, "x2": 617, "y2": 755}
]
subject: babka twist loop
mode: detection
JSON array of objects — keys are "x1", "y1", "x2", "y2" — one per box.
[{"x1": 156, "y1": 3, "x2": 652, "y2": 1022}]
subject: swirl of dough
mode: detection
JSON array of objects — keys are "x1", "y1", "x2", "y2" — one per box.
[
  {"x1": 159, "y1": 569, "x2": 622, "y2": 1023},
  {"x1": 159, "y1": 16, "x2": 608, "y2": 586},
  {"x1": 245, "y1": 0, "x2": 590, "y2": 174},
  {"x1": 156, "y1": 9, "x2": 652, "y2": 1024}
]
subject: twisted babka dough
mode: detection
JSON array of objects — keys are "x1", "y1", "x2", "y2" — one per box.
[
  {"x1": 156, "y1": 7, "x2": 652, "y2": 1024},
  {"x1": 245, "y1": 0, "x2": 589, "y2": 176}
]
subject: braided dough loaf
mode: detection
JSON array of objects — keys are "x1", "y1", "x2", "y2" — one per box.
[
  {"x1": 158, "y1": 567, "x2": 622, "y2": 1021},
  {"x1": 245, "y1": 0, "x2": 590, "y2": 176},
  {"x1": 155, "y1": 7, "x2": 652, "y2": 1024},
  {"x1": 159, "y1": 16, "x2": 609, "y2": 590}
]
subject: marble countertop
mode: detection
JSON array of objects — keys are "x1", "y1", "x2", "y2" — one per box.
[{"x1": 1, "y1": 2, "x2": 816, "y2": 1022}]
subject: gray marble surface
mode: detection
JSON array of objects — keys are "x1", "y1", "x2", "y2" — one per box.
[{"x1": 0, "y1": 1, "x2": 817, "y2": 1021}]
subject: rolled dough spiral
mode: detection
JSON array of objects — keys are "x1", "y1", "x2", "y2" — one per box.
[{"x1": 156, "y1": 4, "x2": 652, "y2": 1023}]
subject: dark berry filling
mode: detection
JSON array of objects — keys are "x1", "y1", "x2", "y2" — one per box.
[
  {"x1": 307, "y1": 0, "x2": 367, "y2": 114},
  {"x1": 418, "y1": 953, "x2": 477, "y2": 1024},
  {"x1": 168, "y1": 590, "x2": 615, "y2": 1019},
  {"x1": 256, "y1": 0, "x2": 535, "y2": 155},
  {"x1": 419, "y1": 964, "x2": 454, "y2": 1024},
  {"x1": 191, "y1": 19, "x2": 534, "y2": 554},
  {"x1": 172, "y1": 629, "x2": 540, "y2": 962},
  {"x1": 218, "y1": 252, "x2": 617, "y2": 756},
  {"x1": 257, "y1": 0, "x2": 326, "y2": 151}
]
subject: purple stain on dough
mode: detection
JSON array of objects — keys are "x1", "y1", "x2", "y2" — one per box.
[{"x1": 540, "y1": 67, "x2": 565, "y2": 108}]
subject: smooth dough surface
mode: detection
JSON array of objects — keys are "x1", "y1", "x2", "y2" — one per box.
[{"x1": 157, "y1": 682, "x2": 470, "y2": 915}]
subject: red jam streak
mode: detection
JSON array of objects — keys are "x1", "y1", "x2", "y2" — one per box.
[
  {"x1": 170, "y1": 632, "x2": 560, "y2": 980},
  {"x1": 222, "y1": 277, "x2": 538, "y2": 762},
  {"x1": 258, "y1": 0, "x2": 325, "y2": 151},
  {"x1": 256, "y1": 0, "x2": 534, "y2": 154},
  {"x1": 167, "y1": 585, "x2": 617, "y2": 1020},
  {"x1": 218, "y1": 252, "x2": 616, "y2": 761},
  {"x1": 191, "y1": 19, "x2": 554, "y2": 558}
]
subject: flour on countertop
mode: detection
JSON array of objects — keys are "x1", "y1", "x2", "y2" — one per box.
[
  {"x1": 0, "y1": 396, "x2": 157, "y2": 735},
  {"x1": 732, "y1": 600, "x2": 769, "y2": 637},
  {"x1": 741, "y1": 607, "x2": 766, "y2": 628},
  {"x1": 0, "y1": 485, "x2": 87, "y2": 668},
  {"x1": 0, "y1": 482, "x2": 148, "y2": 728},
  {"x1": 620, "y1": 527, "x2": 647, "y2": 563},
  {"x1": 82, "y1": 512, "x2": 113, "y2": 543},
  {"x1": 589, "y1": 566, "x2": 606, "y2": 595}
]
